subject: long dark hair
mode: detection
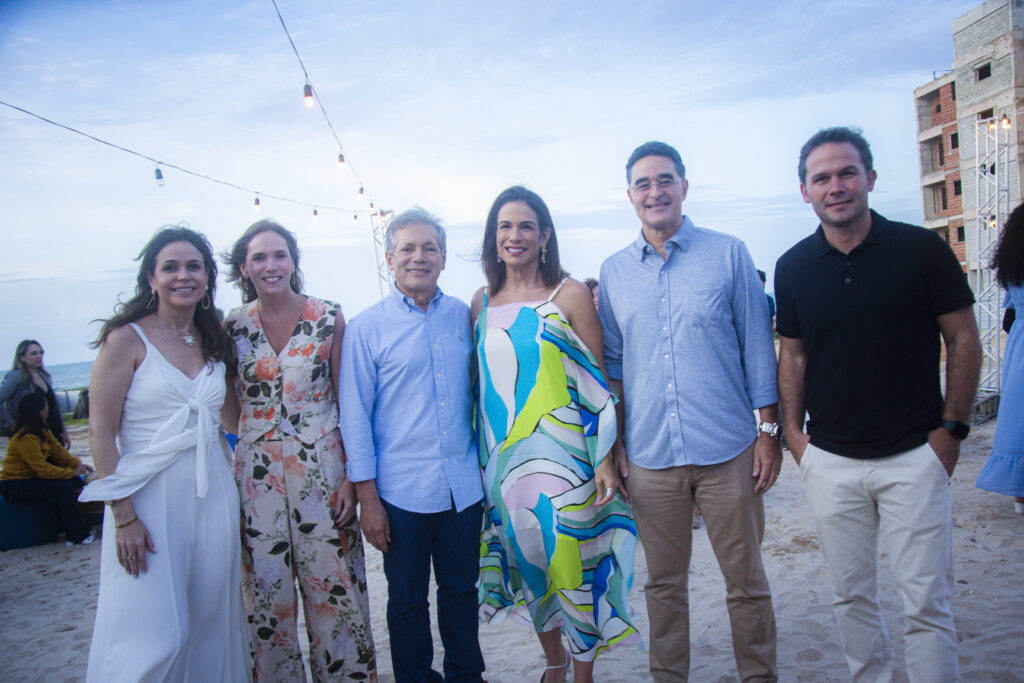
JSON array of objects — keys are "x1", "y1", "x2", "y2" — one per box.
[
  {"x1": 481, "y1": 186, "x2": 567, "y2": 296},
  {"x1": 11, "y1": 339, "x2": 51, "y2": 389},
  {"x1": 13, "y1": 392, "x2": 48, "y2": 440},
  {"x1": 92, "y1": 226, "x2": 234, "y2": 363},
  {"x1": 993, "y1": 202, "x2": 1024, "y2": 288},
  {"x1": 223, "y1": 220, "x2": 304, "y2": 303}
]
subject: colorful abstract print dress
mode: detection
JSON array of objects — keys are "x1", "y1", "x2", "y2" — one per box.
[{"x1": 475, "y1": 292, "x2": 639, "y2": 661}]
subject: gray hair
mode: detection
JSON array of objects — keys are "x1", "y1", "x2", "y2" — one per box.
[{"x1": 385, "y1": 207, "x2": 447, "y2": 254}]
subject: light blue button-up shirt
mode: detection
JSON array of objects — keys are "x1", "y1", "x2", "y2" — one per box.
[
  {"x1": 598, "y1": 216, "x2": 778, "y2": 469},
  {"x1": 339, "y1": 287, "x2": 483, "y2": 513}
]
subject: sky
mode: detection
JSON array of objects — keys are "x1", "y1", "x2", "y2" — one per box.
[{"x1": 0, "y1": 0, "x2": 981, "y2": 364}]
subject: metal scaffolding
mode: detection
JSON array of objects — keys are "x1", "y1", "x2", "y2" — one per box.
[
  {"x1": 973, "y1": 115, "x2": 1011, "y2": 414},
  {"x1": 369, "y1": 209, "x2": 395, "y2": 298}
]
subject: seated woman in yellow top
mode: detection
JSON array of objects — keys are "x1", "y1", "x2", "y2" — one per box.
[{"x1": 0, "y1": 392, "x2": 95, "y2": 544}]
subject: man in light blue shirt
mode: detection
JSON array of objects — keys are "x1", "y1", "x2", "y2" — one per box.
[
  {"x1": 340, "y1": 208, "x2": 485, "y2": 683},
  {"x1": 599, "y1": 141, "x2": 781, "y2": 682}
]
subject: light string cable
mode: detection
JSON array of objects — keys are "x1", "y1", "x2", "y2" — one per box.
[
  {"x1": 270, "y1": 0, "x2": 379, "y2": 210},
  {"x1": 0, "y1": 99, "x2": 365, "y2": 215}
]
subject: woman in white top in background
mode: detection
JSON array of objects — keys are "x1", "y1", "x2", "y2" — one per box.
[{"x1": 80, "y1": 225, "x2": 250, "y2": 682}]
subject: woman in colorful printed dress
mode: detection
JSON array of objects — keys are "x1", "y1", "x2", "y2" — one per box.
[
  {"x1": 472, "y1": 187, "x2": 639, "y2": 683},
  {"x1": 223, "y1": 220, "x2": 376, "y2": 682}
]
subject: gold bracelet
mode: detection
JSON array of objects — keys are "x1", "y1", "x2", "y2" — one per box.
[{"x1": 114, "y1": 515, "x2": 138, "y2": 530}]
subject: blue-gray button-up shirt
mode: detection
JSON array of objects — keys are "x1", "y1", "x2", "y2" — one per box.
[
  {"x1": 598, "y1": 216, "x2": 778, "y2": 469},
  {"x1": 339, "y1": 287, "x2": 483, "y2": 513}
]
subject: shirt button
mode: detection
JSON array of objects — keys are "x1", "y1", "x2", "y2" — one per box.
[
  {"x1": 660, "y1": 297, "x2": 666, "y2": 303},
  {"x1": 670, "y1": 412, "x2": 677, "y2": 418},
  {"x1": 440, "y1": 401, "x2": 445, "y2": 406},
  {"x1": 667, "y1": 383, "x2": 673, "y2": 389},
  {"x1": 664, "y1": 353, "x2": 669, "y2": 359},
  {"x1": 844, "y1": 277, "x2": 851, "y2": 284},
  {"x1": 662, "y1": 326, "x2": 668, "y2": 331}
]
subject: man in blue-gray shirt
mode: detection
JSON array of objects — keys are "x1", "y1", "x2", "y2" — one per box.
[
  {"x1": 340, "y1": 208, "x2": 485, "y2": 683},
  {"x1": 599, "y1": 141, "x2": 781, "y2": 682}
]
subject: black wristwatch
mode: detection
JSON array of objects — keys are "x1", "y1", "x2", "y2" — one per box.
[{"x1": 939, "y1": 419, "x2": 970, "y2": 440}]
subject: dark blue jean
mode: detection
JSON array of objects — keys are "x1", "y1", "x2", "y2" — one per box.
[
  {"x1": 0, "y1": 476, "x2": 89, "y2": 543},
  {"x1": 381, "y1": 498, "x2": 485, "y2": 683}
]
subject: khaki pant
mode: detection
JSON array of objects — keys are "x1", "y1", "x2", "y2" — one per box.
[
  {"x1": 799, "y1": 442, "x2": 959, "y2": 683},
  {"x1": 628, "y1": 444, "x2": 777, "y2": 682}
]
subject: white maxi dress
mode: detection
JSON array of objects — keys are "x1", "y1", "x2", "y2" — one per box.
[{"x1": 80, "y1": 323, "x2": 250, "y2": 682}]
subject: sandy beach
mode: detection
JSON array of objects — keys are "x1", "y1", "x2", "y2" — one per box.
[{"x1": 1, "y1": 419, "x2": 1021, "y2": 682}]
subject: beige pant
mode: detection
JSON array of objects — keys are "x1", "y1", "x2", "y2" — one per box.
[
  {"x1": 628, "y1": 444, "x2": 777, "y2": 682},
  {"x1": 799, "y1": 442, "x2": 959, "y2": 683}
]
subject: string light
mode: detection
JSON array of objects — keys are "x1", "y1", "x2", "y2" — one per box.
[
  {"x1": 272, "y1": 0, "x2": 380, "y2": 212},
  {"x1": 989, "y1": 215, "x2": 998, "y2": 228},
  {"x1": 0, "y1": 101, "x2": 370, "y2": 217},
  {"x1": 353, "y1": 213, "x2": 358, "y2": 222},
  {"x1": 303, "y1": 83, "x2": 314, "y2": 108},
  {"x1": 312, "y1": 208, "x2": 319, "y2": 220},
  {"x1": 1001, "y1": 114, "x2": 1011, "y2": 129},
  {"x1": 254, "y1": 196, "x2": 261, "y2": 211},
  {"x1": 154, "y1": 166, "x2": 164, "y2": 186},
  {"x1": 988, "y1": 118, "x2": 997, "y2": 130}
]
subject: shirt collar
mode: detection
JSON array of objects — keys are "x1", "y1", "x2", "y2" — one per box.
[
  {"x1": 630, "y1": 216, "x2": 695, "y2": 261},
  {"x1": 391, "y1": 285, "x2": 444, "y2": 312},
  {"x1": 812, "y1": 209, "x2": 887, "y2": 257}
]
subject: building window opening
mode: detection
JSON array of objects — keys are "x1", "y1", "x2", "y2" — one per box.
[
  {"x1": 978, "y1": 108, "x2": 994, "y2": 120},
  {"x1": 977, "y1": 63, "x2": 992, "y2": 80},
  {"x1": 940, "y1": 185, "x2": 948, "y2": 211},
  {"x1": 951, "y1": 132, "x2": 959, "y2": 149},
  {"x1": 956, "y1": 226, "x2": 965, "y2": 242},
  {"x1": 935, "y1": 103, "x2": 942, "y2": 114},
  {"x1": 936, "y1": 140, "x2": 944, "y2": 167},
  {"x1": 953, "y1": 179, "x2": 962, "y2": 196},
  {"x1": 951, "y1": 82, "x2": 956, "y2": 100}
]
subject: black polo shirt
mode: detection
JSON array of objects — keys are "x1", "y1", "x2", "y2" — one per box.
[{"x1": 774, "y1": 210, "x2": 974, "y2": 458}]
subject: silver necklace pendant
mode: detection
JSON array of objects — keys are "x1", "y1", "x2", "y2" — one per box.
[{"x1": 181, "y1": 333, "x2": 196, "y2": 347}]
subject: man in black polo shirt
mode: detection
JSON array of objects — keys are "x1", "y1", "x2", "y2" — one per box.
[{"x1": 775, "y1": 127, "x2": 981, "y2": 683}]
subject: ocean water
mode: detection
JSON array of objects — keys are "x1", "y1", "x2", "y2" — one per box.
[{"x1": 46, "y1": 360, "x2": 94, "y2": 391}]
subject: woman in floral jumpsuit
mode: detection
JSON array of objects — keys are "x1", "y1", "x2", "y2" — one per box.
[{"x1": 224, "y1": 220, "x2": 376, "y2": 682}]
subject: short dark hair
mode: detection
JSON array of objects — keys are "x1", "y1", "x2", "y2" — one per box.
[
  {"x1": 626, "y1": 141, "x2": 686, "y2": 184},
  {"x1": 481, "y1": 186, "x2": 567, "y2": 296},
  {"x1": 798, "y1": 127, "x2": 873, "y2": 184}
]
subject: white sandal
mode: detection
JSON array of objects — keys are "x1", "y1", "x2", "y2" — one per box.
[{"x1": 540, "y1": 648, "x2": 571, "y2": 683}]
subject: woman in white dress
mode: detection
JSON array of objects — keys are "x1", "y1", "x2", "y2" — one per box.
[{"x1": 80, "y1": 226, "x2": 251, "y2": 682}]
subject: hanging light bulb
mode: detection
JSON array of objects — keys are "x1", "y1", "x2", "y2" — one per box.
[
  {"x1": 369, "y1": 202, "x2": 375, "y2": 210},
  {"x1": 1001, "y1": 114, "x2": 1011, "y2": 129},
  {"x1": 988, "y1": 118, "x2": 997, "y2": 130},
  {"x1": 357, "y1": 186, "x2": 365, "y2": 198},
  {"x1": 154, "y1": 167, "x2": 165, "y2": 187},
  {"x1": 312, "y1": 208, "x2": 319, "y2": 220},
  {"x1": 253, "y1": 196, "x2": 261, "y2": 211},
  {"x1": 353, "y1": 213, "x2": 358, "y2": 222},
  {"x1": 990, "y1": 215, "x2": 998, "y2": 228},
  {"x1": 338, "y1": 153, "x2": 345, "y2": 167},
  {"x1": 303, "y1": 83, "x2": 314, "y2": 108}
]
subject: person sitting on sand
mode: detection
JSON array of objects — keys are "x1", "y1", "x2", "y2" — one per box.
[{"x1": 0, "y1": 392, "x2": 94, "y2": 545}]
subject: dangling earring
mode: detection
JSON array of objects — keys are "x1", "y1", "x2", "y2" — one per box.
[
  {"x1": 290, "y1": 273, "x2": 299, "y2": 290},
  {"x1": 148, "y1": 291, "x2": 158, "y2": 310},
  {"x1": 496, "y1": 252, "x2": 502, "y2": 264},
  {"x1": 201, "y1": 291, "x2": 211, "y2": 310},
  {"x1": 540, "y1": 244, "x2": 548, "y2": 265}
]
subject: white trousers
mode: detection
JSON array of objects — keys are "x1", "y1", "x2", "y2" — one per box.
[{"x1": 799, "y1": 442, "x2": 959, "y2": 683}]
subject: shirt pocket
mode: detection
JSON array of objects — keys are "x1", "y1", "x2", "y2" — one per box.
[{"x1": 683, "y1": 287, "x2": 728, "y2": 329}]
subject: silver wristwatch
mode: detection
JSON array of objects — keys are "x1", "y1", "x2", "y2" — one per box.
[{"x1": 757, "y1": 422, "x2": 783, "y2": 441}]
